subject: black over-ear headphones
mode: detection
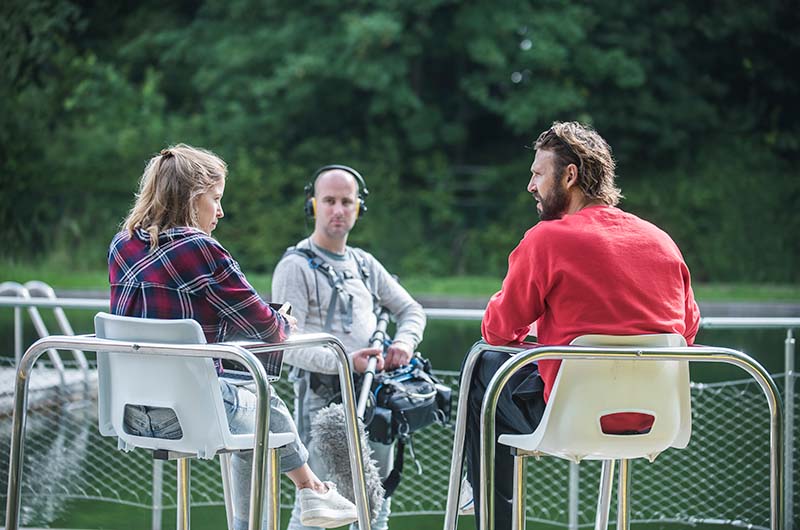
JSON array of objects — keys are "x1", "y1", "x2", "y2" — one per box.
[{"x1": 304, "y1": 164, "x2": 369, "y2": 219}]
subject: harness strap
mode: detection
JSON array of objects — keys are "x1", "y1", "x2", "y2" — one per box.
[
  {"x1": 382, "y1": 438, "x2": 404, "y2": 497},
  {"x1": 282, "y1": 244, "x2": 379, "y2": 333},
  {"x1": 323, "y1": 287, "x2": 338, "y2": 333}
]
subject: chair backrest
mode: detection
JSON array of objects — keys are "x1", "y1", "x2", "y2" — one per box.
[
  {"x1": 95, "y1": 312, "x2": 253, "y2": 458},
  {"x1": 523, "y1": 333, "x2": 691, "y2": 463}
]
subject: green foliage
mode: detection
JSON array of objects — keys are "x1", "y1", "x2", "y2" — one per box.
[
  {"x1": 1, "y1": 0, "x2": 798, "y2": 281},
  {"x1": 3, "y1": 256, "x2": 799, "y2": 302},
  {"x1": 624, "y1": 138, "x2": 800, "y2": 282}
]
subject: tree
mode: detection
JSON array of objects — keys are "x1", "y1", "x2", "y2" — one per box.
[{"x1": 2, "y1": 0, "x2": 797, "y2": 281}]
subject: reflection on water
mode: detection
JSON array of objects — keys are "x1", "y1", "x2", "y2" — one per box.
[
  {"x1": 695, "y1": 327, "x2": 791, "y2": 375},
  {"x1": 415, "y1": 320, "x2": 482, "y2": 371},
  {"x1": 1, "y1": 309, "x2": 792, "y2": 376},
  {"x1": 0, "y1": 396, "x2": 93, "y2": 527}
]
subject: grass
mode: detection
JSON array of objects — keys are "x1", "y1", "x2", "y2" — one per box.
[
  {"x1": 44, "y1": 500, "x2": 768, "y2": 530},
  {"x1": 0, "y1": 261, "x2": 110, "y2": 290},
  {"x1": 1, "y1": 261, "x2": 798, "y2": 302},
  {"x1": 690, "y1": 282, "x2": 800, "y2": 302},
  {"x1": 49, "y1": 503, "x2": 475, "y2": 530}
]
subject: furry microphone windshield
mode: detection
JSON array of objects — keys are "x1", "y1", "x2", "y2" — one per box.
[{"x1": 309, "y1": 403, "x2": 386, "y2": 522}]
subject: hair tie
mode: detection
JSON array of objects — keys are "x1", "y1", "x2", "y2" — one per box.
[{"x1": 160, "y1": 148, "x2": 173, "y2": 158}]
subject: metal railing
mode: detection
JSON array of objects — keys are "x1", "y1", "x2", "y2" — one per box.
[
  {"x1": 0, "y1": 293, "x2": 798, "y2": 529},
  {"x1": 462, "y1": 342, "x2": 783, "y2": 530},
  {"x1": 3, "y1": 332, "x2": 373, "y2": 530},
  {"x1": 0, "y1": 284, "x2": 93, "y2": 386}
]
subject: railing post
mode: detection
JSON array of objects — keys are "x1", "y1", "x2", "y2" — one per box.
[
  {"x1": 0, "y1": 283, "x2": 28, "y2": 363},
  {"x1": 24, "y1": 280, "x2": 91, "y2": 380},
  {"x1": 784, "y1": 329, "x2": 795, "y2": 530},
  {"x1": 14, "y1": 306, "x2": 22, "y2": 363}
]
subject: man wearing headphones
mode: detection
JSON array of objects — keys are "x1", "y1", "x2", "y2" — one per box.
[{"x1": 273, "y1": 166, "x2": 427, "y2": 530}]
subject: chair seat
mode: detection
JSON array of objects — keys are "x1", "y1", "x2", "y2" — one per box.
[
  {"x1": 123, "y1": 430, "x2": 296, "y2": 454},
  {"x1": 267, "y1": 432, "x2": 295, "y2": 449},
  {"x1": 497, "y1": 432, "x2": 659, "y2": 461}
]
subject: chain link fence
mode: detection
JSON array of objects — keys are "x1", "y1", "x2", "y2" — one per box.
[{"x1": 1, "y1": 358, "x2": 796, "y2": 529}]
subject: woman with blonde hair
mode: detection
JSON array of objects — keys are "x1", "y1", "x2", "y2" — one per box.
[{"x1": 109, "y1": 144, "x2": 357, "y2": 529}]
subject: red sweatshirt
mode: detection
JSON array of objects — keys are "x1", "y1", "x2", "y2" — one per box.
[{"x1": 482, "y1": 205, "x2": 700, "y2": 431}]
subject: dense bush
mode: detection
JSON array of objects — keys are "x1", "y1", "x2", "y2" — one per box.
[{"x1": 1, "y1": 0, "x2": 797, "y2": 281}]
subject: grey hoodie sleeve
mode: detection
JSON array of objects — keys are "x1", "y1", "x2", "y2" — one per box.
[{"x1": 364, "y1": 252, "x2": 427, "y2": 350}]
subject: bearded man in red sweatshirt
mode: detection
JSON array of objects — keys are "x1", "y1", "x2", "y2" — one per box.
[{"x1": 463, "y1": 121, "x2": 701, "y2": 529}]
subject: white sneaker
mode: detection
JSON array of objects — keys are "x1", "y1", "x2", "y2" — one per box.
[
  {"x1": 458, "y1": 477, "x2": 475, "y2": 515},
  {"x1": 299, "y1": 481, "x2": 358, "y2": 528}
]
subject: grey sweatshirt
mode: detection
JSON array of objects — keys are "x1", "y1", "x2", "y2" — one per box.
[{"x1": 271, "y1": 238, "x2": 426, "y2": 374}]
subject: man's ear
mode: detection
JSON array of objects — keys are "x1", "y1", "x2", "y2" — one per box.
[{"x1": 564, "y1": 163, "x2": 579, "y2": 189}]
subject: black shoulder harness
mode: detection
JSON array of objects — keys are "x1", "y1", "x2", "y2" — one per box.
[{"x1": 281, "y1": 245, "x2": 377, "y2": 332}]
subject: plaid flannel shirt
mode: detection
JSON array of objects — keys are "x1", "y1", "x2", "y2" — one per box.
[{"x1": 109, "y1": 227, "x2": 289, "y2": 372}]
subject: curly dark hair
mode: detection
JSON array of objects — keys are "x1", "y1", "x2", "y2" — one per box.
[{"x1": 534, "y1": 121, "x2": 622, "y2": 206}]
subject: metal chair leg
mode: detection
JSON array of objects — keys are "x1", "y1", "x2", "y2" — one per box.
[
  {"x1": 617, "y1": 459, "x2": 631, "y2": 530},
  {"x1": 512, "y1": 454, "x2": 527, "y2": 530},
  {"x1": 177, "y1": 458, "x2": 191, "y2": 530},
  {"x1": 266, "y1": 448, "x2": 280, "y2": 530},
  {"x1": 568, "y1": 462, "x2": 579, "y2": 530},
  {"x1": 220, "y1": 453, "x2": 234, "y2": 530},
  {"x1": 444, "y1": 343, "x2": 525, "y2": 530},
  {"x1": 594, "y1": 460, "x2": 614, "y2": 530},
  {"x1": 444, "y1": 344, "x2": 485, "y2": 530},
  {"x1": 152, "y1": 459, "x2": 165, "y2": 530}
]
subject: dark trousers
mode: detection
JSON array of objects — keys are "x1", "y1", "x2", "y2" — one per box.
[{"x1": 463, "y1": 348, "x2": 546, "y2": 530}]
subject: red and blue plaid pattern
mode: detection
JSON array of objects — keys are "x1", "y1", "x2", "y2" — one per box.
[{"x1": 109, "y1": 227, "x2": 289, "y2": 371}]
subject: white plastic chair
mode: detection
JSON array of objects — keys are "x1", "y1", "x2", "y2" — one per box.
[
  {"x1": 497, "y1": 333, "x2": 691, "y2": 530},
  {"x1": 94, "y1": 312, "x2": 294, "y2": 530}
]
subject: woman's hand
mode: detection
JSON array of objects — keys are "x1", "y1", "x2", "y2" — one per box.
[
  {"x1": 278, "y1": 303, "x2": 298, "y2": 332},
  {"x1": 350, "y1": 347, "x2": 384, "y2": 373}
]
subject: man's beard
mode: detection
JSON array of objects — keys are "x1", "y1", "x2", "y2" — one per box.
[{"x1": 538, "y1": 179, "x2": 569, "y2": 220}]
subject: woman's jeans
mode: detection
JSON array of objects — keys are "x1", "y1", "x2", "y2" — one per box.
[{"x1": 124, "y1": 378, "x2": 308, "y2": 530}]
